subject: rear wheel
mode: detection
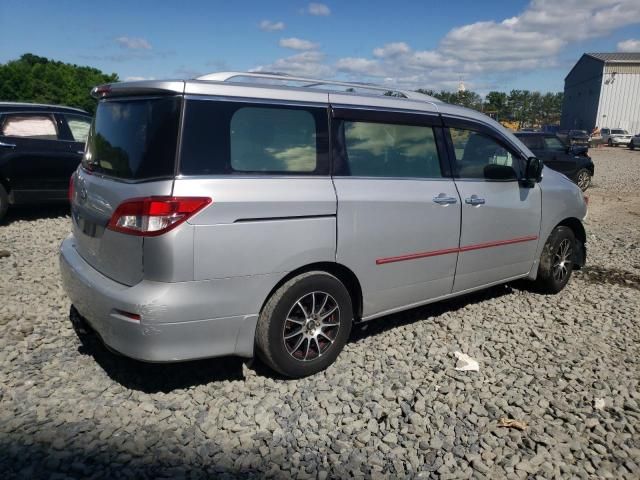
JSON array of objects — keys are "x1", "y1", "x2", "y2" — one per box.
[
  {"x1": 607, "y1": 139, "x2": 613, "y2": 147},
  {"x1": 534, "y1": 226, "x2": 576, "y2": 293},
  {"x1": 630, "y1": 141, "x2": 636, "y2": 150},
  {"x1": 575, "y1": 169, "x2": 591, "y2": 191},
  {"x1": 0, "y1": 184, "x2": 8, "y2": 222},
  {"x1": 256, "y1": 271, "x2": 353, "y2": 378}
]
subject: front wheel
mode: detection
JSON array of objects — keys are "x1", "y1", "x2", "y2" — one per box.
[
  {"x1": 255, "y1": 271, "x2": 353, "y2": 378},
  {"x1": 607, "y1": 139, "x2": 613, "y2": 147},
  {"x1": 630, "y1": 141, "x2": 636, "y2": 150},
  {"x1": 534, "y1": 226, "x2": 576, "y2": 293},
  {"x1": 575, "y1": 169, "x2": 592, "y2": 191}
]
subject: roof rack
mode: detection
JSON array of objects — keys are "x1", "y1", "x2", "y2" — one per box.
[{"x1": 195, "y1": 71, "x2": 440, "y2": 104}]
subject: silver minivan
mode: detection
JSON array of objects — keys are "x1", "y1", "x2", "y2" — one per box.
[{"x1": 60, "y1": 72, "x2": 587, "y2": 378}]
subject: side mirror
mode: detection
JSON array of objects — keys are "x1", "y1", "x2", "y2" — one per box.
[{"x1": 523, "y1": 156, "x2": 543, "y2": 186}]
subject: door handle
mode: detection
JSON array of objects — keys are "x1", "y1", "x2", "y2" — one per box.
[
  {"x1": 0, "y1": 141, "x2": 16, "y2": 148},
  {"x1": 465, "y1": 195, "x2": 485, "y2": 206},
  {"x1": 433, "y1": 194, "x2": 458, "y2": 205}
]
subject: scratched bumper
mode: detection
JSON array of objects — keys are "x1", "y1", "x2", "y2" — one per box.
[{"x1": 59, "y1": 235, "x2": 258, "y2": 361}]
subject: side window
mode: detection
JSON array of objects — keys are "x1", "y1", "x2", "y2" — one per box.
[
  {"x1": 1, "y1": 114, "x2": 58, "y2": 140},
  {"x1": 543, "y1": 136, "x2": 566, "y2": 151},
  {"x1": 450, "y1": 128, "x2": 516, "y2": 179},
  {"x1": 338, "y1": 120, "x2": 442, "y2": 178},
  {"x1": 230, "y1": 107, "x2": 316, "y2": 172},
  {"x1": 179, "y1": 100, "x2": 328, "y2": 176},
  {"x1": 518, "y1": 135, "x2": 543, "y2": 150},
  {"x1": 64, "y1": 114, "x2": 91, "y2": 143}
]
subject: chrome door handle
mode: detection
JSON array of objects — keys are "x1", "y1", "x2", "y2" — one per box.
[
  {"x1": 465, "y1": 195, "x2": 485, "y2": 206},
  {"x1": 0, "y1": 141, "x2": 16, "y2": 148},
  {"x1": 433, "y1": 194, "x2": 458, "y2": 205}
]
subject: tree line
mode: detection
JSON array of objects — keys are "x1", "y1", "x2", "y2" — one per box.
[{"x1": 1, "y1": 54, "x2": 563, "y2": 127}]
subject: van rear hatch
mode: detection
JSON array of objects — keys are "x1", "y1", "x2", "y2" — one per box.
[{"x1": 71, "y1": 95, "x2": 181, "y2": 285}]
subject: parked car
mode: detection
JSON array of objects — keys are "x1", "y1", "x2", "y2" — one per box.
[
  {"x1": 514, "y1": 132, "x2": 594, "y2": 191},
  {"x1": 60, "y1": 73, "x2": 588, "y2": 378},
  {"x1": 0, "y1": 102, "x2": 91, "y2": 220},
  {"x1": 601, "y1": 128, "x2": 632, "y2": 147},
  {"x1": 629, "y1": 134, "x2": 640, "y2": 150}
]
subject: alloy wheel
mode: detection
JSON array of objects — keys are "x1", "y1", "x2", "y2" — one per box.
[
  {"x1": 282, "y1": 291, "x2": 341, "y2": 362},
  {"x1": 577, "y1": 171, "x2": 590, "y2": 190},
  {"x1": 552, "y1": 238, "x2": 573, "y2": 282}
]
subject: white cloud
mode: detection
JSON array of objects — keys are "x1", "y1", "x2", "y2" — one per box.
[
  {"x1": 308, "y1": 2, "x2": 330, "y2": 16},
  {"x1": 336, "y1": 57, "x2": 384, "y2": 76},
  {"x1": 373, "y1": 42, "x2": 410, "y2": 58},
  {"x1": 279, "y1": 37, "x2": 319, "y2": 50},
  {"x1": 115, "y1": 36, "x2": 152, "y2": 50},
  {"x1": 124, "y1": 76, "x2": 155, "y2": 81},
  {"x1": 252, "y1": 51, "x2": 332, "y2": 78},
  {"x1": 618, "y1": 38, "x2": 640, "y2": 52},
  {"x1": 260, "y1": 20, "x2": 285, "y2": 32}
]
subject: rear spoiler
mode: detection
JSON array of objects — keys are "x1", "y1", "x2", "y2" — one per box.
[{"x1": 91, "y1": 80, "x2": 185, "y2": 99}]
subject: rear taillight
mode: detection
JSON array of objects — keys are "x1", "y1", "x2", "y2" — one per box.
[
  {"x1": 107, "y1": 196, "x2": 212, "y2": 237},
  {"x1": 68, "y1": 174, "x2": 75, "y2": 202}
]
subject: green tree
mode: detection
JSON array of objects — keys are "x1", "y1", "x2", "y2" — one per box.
[{"x1": 0, "y1": 53, "x2": 118, "y2": 114}]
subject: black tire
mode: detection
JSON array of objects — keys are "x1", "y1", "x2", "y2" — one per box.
[
  {"x1": 534, "y1": 226, "x2": 576, "y2": 294},
  {"x1": 255, "y1": 271, "x2": 353, "y2": 378},
  {"x1": 0, "y1": 183, "x2": 8, "y2": 223},
  {"x1": 630, "y1": 141, "x2": 635, "y2": 151},
  {"x1": 607, "y1": 138, "x2": 613, "y2": 147},
  {"x1": 575, "y1": 168, "x2": 591, "y2": 191}
]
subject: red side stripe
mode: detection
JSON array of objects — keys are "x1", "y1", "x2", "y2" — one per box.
[{"x1": 375, "y1": 235, "x2": 538, "y2": 265}]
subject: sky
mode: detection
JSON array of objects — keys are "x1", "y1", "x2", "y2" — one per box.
[{"x1": 1, "y1": 0, "x2": 639, "y2": 95}]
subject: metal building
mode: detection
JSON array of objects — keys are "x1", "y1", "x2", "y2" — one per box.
[{"x1": 561, "y1": 52, "x2": 640, "y2": 134}]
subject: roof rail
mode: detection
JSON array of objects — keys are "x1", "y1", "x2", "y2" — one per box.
[{"x1": 195, "y1": 71, "x2": 440, "y2": 104}]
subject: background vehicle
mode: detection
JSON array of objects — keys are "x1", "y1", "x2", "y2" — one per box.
[
  {"x1": 60, "y1": 73, "x2": 587, "y2": 378},
  {"x1": 560, "y1": 129, "x2": 590, "y2": 148},
  {"x1": 515, "y1": 132, "x2": 594, "y2": 191},
  {"x1": 601, "y1": 128, "x2": 632, "y2": 147},
  {"x1": 0, "y1": 102, "x2": 91, "y2": 221},
  {"x1": 629, "y1": 134, "x2": 640, "y2": 150}
]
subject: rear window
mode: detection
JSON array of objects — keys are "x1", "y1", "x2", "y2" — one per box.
[
  {"x1": 179, "y1": 99, "x2": 329, "y2": 175},
  {"x1": 611, "y1": 129, "x2": 628, "y2": 135},
  {"x1": 84, "y1": 97, "x2": 180, "y2": 179}
]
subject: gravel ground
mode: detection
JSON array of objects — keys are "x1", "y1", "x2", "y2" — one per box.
[{"x1": 1, "y1": 147, "x2": 639, "y2": 479}]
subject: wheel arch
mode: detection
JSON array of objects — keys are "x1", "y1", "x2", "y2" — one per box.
[{"x1": 260, "y1": 262, "x2": 363, "y2": 321}]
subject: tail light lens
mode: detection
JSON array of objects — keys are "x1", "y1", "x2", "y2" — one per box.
[{"x1": 107, "y1": 196, "x2": 212, "y2": 237}]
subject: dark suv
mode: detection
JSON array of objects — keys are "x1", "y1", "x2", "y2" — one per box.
[
  {"x1": 515, "y1": 132, "x2": 594, "y2": 191},
  {"x1": 0, "y1": 102, "x2": 91, "y2": 220}
]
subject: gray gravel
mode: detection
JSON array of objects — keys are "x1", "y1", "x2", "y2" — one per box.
[{"x1": 1, "y1": 147, "x2": 639, "y2": 479}]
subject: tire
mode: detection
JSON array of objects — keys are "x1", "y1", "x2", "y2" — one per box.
[
  {"x1": 607, "y1": 139, "x2": 613, "y2": 147},
  {"x1": 0, "y1": 184, "x2": 8, "y2": 223},
  {"x1": 534, "y1": 226, "x2": 576, "y2": 294},
  {"x1": 575, "y1": 168, "x2": 591, "y2": 191},
  {"x1": 256, "y1": 271, "x2": 353, "y2": 378},
  {"x1": 630, "y1": 141, "x2": 635, "y2": 151}
]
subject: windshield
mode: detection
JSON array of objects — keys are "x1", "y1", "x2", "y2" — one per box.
[
  {"x1": 611, "y1": 129, "x2": 628, "y2": 135},
  {"x1": 84, "y1": 96, "x2": 180, "y2": 179},
  {"x1": 570, "y1": 130, "x2": 587, "y2": 136}
]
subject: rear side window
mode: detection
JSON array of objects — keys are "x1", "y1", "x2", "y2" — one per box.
[
  {"x1": 1, "y1": 114, "x2": 58, "y2": 140},
  {"x1": 336, "y1": 120, "x2": 441, "y2": 178},
  {"x1": 543, "y1": 136, "x2": 565, "y2": 151},
  {"x1": 64, "y1": 114, "x2": 91, "y2": 143},
  {"x1": 85, "y1": 97, "x2": 180, "y2": 180},
  {"x1": 516, "y1": 135, "x2": 543, "y2": 150},
  {"x1": 180, "y1": 99, "x2": 329, "y2": 175}
]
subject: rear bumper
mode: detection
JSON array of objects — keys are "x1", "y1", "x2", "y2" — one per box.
[
  {"x1": 610, "y1": 137, "x2": 631, "y2": 144},
  {"x1": 59, "y1": 235, "x2": 259, "y2": 361}
]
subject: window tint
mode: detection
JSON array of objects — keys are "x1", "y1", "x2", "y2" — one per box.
[
  {"x1": 450, "y1": 128, "x2": 516, "y2": 179},
  {"x1": 65, "y1": 114, "x2": 91, "y2": 143},
  {"x1": 611, "y1": 129, "x2": 628, "y2": 135},
  {"x1": 179, "y1": 100, "x2": 328, "y2": 176},
  {"x1": 1, "y1": 114, "x2": 58, "y2": 140},
  {"x1": 338, "y1": 120, "x2": 441, "y2": 178},
  {"x1": 517, "y1": 135, "x2": 544, "y2": 150},
  {"x1": 543, "y1": 136, "x2": 565, "y2": 151},
  {"x1": 84, "y1": 97, "x2": 180, "y2": 180},
  {"x1": 230, "y1": 107, "x2": 316, "y2": 172}
]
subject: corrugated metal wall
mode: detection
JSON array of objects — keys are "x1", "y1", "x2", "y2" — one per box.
[{"x1": 597, "y1": 67, "x2": 640, "y2": 135}]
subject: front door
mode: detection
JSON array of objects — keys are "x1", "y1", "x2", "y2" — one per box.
[
  {"x1": 541, "y1": 135, "x2": 576, "y2": 178},
  {"x1": 445, "y1": 122, "x2": 541, "y2": 293},
  {"x1": 330, "y1": 105, "x2": 461, "y2": 318}
]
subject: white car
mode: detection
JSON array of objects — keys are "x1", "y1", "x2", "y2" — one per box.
[
  {"x1": 601, "y1": 128, "x2": 632, "y2": 147},
  {"x1": 629, "y1": 134, "x2": 640, "y2": 150}
]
